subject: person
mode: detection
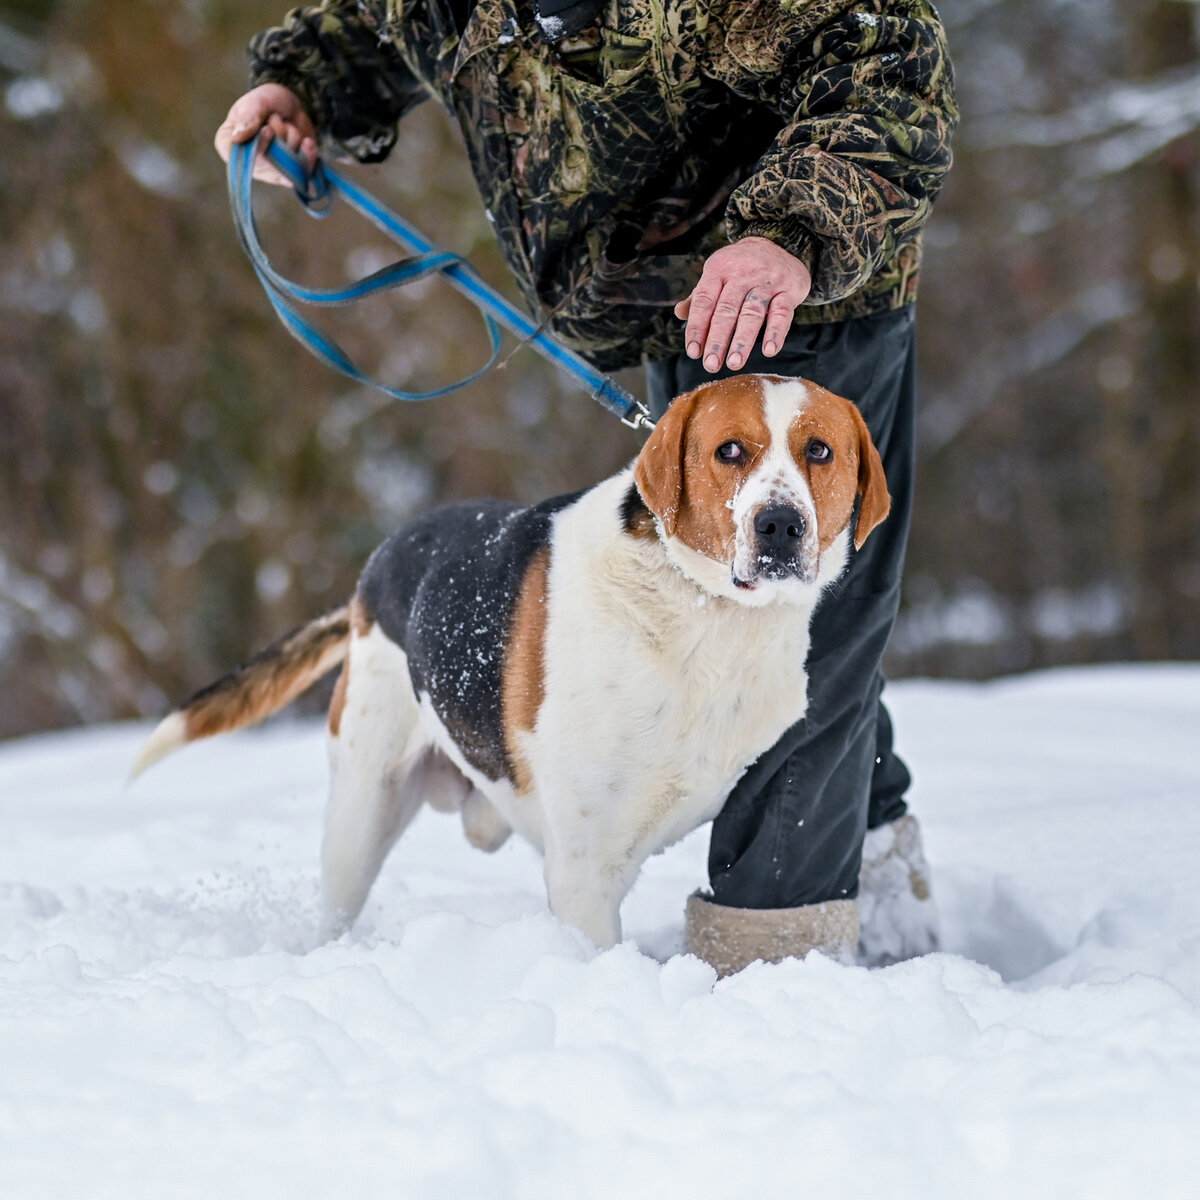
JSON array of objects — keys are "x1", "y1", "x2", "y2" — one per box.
[{"x1": 215, "y1": 0, "x2": 957, "y2": 974}]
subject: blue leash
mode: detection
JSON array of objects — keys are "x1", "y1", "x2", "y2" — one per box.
[{"x1": 229, "y1": 138, "x2": 653, "y2": 429}]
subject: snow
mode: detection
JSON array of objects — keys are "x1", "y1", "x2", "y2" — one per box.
[
  {"x1": 533, "y1": 14, "x2": 567, "y2": 42},
  {"x1": 114, "y1": 136, "x2": 187, "y2": 199},
  {"x1": 4, "y1": 76, "x2": 64, "y2": 120},
  {"x1": 2, "y1": 664, "x2": 1200, "y2": 1198}
]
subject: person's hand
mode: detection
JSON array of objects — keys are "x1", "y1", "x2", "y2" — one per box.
[
  {"x1": 214, "y1": 84, "x2": 318, "y2": 187},
  {"x1": 674, "y1": 237, "x2": 812, "y2": 372}
]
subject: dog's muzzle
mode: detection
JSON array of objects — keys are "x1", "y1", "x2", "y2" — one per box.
[
  {"x1": 752, "y1": 504, "x2": 807, "y2": 580},
  {"x1": 732, "y1": 503, "x2": 814, "y2": 589}
]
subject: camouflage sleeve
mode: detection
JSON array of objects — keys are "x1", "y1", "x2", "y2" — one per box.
[
  {"x1": 704, "y1": 0, "x2": 957, "y2": 305},
  {"x1": 248, "y1": 1, "x2": 427, "y2": 163}
]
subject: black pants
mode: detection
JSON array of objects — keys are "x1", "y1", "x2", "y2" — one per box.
[{"x1": 646, "y1": 307, "x2": 916, "y2": 909}]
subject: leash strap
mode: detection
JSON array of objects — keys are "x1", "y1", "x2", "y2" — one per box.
[{"x1": 229, "y1": 138, "x2": 653, "y2": 428}]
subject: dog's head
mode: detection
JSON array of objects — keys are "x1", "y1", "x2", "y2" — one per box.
[{"x1": 633, "y1": 374, "x2": 889, "y2": 606}]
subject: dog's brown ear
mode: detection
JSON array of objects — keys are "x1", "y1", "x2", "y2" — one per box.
[
  {"x1": 634, "y1": 388, "x2": 698, "y2": 539},
  {"x1": 852, "y1": 405, "x2": 890, "y2": 550}
]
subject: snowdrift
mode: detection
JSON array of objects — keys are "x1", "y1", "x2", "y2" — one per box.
[{"x1": 2, "y1": 666, "x2": 1199, "y2": 1198}]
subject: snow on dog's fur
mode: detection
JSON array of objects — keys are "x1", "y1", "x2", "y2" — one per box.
[{"x1": 135, "y1": 374, "x2": 888, "y2": 948}]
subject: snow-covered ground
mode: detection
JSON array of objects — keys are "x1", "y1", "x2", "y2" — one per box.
[{"x1": 2, "y1": 665, "x2": 1199, "y2": 1199}]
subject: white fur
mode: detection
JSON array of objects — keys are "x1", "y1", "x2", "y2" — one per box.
[
  {"x1": 520, "y1": 471, "x2": 820, "y2": 947},
  {"x1": 130, "y1": 712, "x2": 188, "y2": 780},
  {"x1": 322, "y1": 627, "x2": 516, "y2": 937},
  {"x1": 732, "y1": 377, "x2": 821, "y2": 586},
  {"x1": 321, "y1": 623, "x2": 427, "y2": 940}
]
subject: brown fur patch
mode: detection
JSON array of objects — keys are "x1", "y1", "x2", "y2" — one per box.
[
  {"x1": 500, "y1": 546, "x2": 550, "y2": 794},
  {"x1": 849, "y1": 405, "x2": 890, "y2": 549},
  {"x1": 637, "y1": 376, "x2": 889, "y2": 564},
  {"x1": 635, "y1": 376, "x2": 771, "y2": 559},
  {"x1": 181, "y1": 605, "x2": 351, "y2": 741},
  {"x1": 786, "y1": 383, "x2": 890, "y2": 551}
]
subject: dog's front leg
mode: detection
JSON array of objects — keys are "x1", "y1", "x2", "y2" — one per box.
[{"x1": 542, "y1": 846, "x2": 636, "y2": 951}]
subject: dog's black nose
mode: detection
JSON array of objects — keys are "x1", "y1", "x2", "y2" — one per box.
[{"x1": 754, "y1": 505, "x2": 806, "y2": 555}]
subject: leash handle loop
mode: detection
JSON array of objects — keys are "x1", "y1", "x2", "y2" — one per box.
[
  {"x1": 229, "y1": 137, "x2": 652, "y2": 427},
  {"x1": 230, "y1": 138, "x2": 502, "y2": 401}
]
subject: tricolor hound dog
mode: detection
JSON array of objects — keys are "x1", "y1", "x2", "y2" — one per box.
[{"x1": 135, "y1": 374, "x2": 889, "y2": 948}]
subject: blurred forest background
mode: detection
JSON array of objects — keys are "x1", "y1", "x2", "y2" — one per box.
[{"x1": 1, "y1": 0, "x2": 1197, "y2": 740}]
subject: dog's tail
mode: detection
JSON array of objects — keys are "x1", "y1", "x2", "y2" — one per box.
[{"x1": 131, "y1": 604, "x2": 352, "y2": 779}]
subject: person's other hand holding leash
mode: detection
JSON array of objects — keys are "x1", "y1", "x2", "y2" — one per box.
[{"x1": 215, "y1": 83, "x2": 317, "y2": 189}]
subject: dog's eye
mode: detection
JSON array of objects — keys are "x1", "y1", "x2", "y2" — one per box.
[
  {"x1": 715, "y1": 442, "x2": 745, "y2": 464},
  {"x1": 806, "y1": 439, "x2": 832, "y2": 464}
]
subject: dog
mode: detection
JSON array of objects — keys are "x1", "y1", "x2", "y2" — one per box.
[{"x1": 134, "y1": 374, "x2": 889, "y2": 949}]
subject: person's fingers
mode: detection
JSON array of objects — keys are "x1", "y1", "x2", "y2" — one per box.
[
  {"x1": 682, "y1": 281, "x2": 721, "y2": 362},
  {"x1": 760, "y1": 293, "x2": 799, "y2": 358},
  {"x1": 213, "y1": 119, "x2": 242, "y2": 163},
  {"x1": 699, "y1": 281, "x2": 753, "y2": 372},
  {"x1": 675, "y1": 239, "x2": 812, "y2": 370},
  {"x1": 725, "y1": 288, "x2": 773, "y2": 370},
  {"x1": 215, "y1": 86, "x2": 316, "y2": 186},
  {"x1": 268, "y1": 112, "x2": 300, "y2": 152},
  {"x1": 250, "y1": 127, "x2": 294, "y2": 188},
  {"x1": 215, "y1": 91, "x2": 275, "y2": 159}
]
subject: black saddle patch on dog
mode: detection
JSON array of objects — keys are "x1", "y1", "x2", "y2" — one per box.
[{"x1": 358, "y1": 491, "x2": 583, "y2": 782}]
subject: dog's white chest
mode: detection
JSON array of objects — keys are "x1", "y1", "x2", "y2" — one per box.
[{"x1": 507, "y1": 477, "x2": 816, "y2": 862}]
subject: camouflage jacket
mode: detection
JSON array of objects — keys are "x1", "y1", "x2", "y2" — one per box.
[{"x1": 250, "y1": 0, "x2": 957, "y2": 371}]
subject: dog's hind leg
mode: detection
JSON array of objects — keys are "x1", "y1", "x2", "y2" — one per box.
[{"x1": 319, "y1": 624, "x2": 428, "y2": 942}]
